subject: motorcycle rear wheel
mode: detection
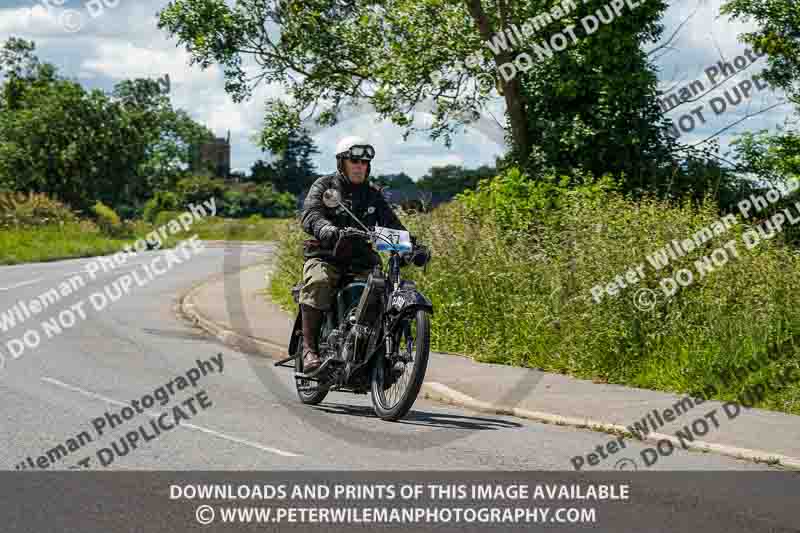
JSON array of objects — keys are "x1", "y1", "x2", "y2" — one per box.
[{"x1": 370, "y1": 310, "x2": 430, "y2": 421}]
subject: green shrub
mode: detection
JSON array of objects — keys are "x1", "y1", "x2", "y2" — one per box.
[
  {"x1": 143, "y1": 191, "x2": 180, "y2": 222},
  {"x1": 270, "y1": 166, "x2": 800, "y2": 415},
  {"x1": 223, "y1": 190, "x2": 246, "y2": 217},
  {"x1": 218, "y1": 184, "x2": 296, "y2": 218},
  {"x1": 115, "y1": 203, "x2": 141, "y2": 221},
  {"x1": 91, "y1": 201, "x2": 133, "y2": 238},
  {"x1": 153, "y1": 210, "x2": 184, "y2": 228},
  {"x1": 268, "y1": 218, "x2": 307, "y2": 314},
  {"x1": 176, "y1": 175, "x2": 226, "y2": 207},
  {"x1": 0, "y1": 220, "x2": 121, "y2": 265},
  {"x1": 0, "y1": 191, "x2": 77, "y2": 229},
  {"x1": 458, "y1": 167, "x2": 618, "y2": 234}
]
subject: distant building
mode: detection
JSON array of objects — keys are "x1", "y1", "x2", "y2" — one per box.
[{"x1": 190, "y1": 130, "x2": 231, "y2": 178}]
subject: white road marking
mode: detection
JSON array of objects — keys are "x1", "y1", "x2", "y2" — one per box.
[
  {"x1": 0, "y1": 255, "x2": 187, "y2": 292},
  {"x1": 0, "y1": 278, "x2": 44, "y2": 291},
  {"x1": 41, "y1": 376, "x2": 302, "y2": 458}
]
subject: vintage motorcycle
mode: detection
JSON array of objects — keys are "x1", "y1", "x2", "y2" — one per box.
[{"x1": 274, "y1": 188, "x2": 433, "y2": 421}]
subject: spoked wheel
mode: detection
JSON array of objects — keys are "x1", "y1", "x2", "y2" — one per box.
[
  {"x1": 370, "y1": 310, "x2": 430, "y2": 421},
  {"x1": 294, "y1": 330, "x2": 329, "y2": 405}
]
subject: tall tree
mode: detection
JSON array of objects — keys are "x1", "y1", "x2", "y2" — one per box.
[
  {"x1": 112, "y1": 78, "x2": 214, "y2": 193},
  {"x1": 0, "y1": 37, "x2": 57, "y2": 111},
  {"x1": 418, "y1": 164, "x2": 495, "y2": 198},
  {"x1": 249, "y1": 159, "x2": 278, "y2": 185},
  {"x1": 721, "y1": 0, "x2": 800, "y2": 193},
  {"x1": 516, "y1": 0, "x2": 677, "y2": 191},
  {"x1": 374, "y1": 172, "x2": 415, "y2": 189},
  {"x1": 250, "y1": 129, "x2": 319, "y2": 195},
  {"x1": 0, "y1": 37, "x2": 213, "y2": 211},
  {"x1": 157, "y1": 0, "x2": 669, "y2": 174},
  {"x1": 721, "y1": 0, "x2": 800, "y2": 106}
]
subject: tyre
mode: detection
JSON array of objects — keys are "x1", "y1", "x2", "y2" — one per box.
[
  {"x1": 370, "y1": 309, "x2": 430, "y2": 421},
  {"x1": 294, "y1": 329, "x2": 329, "y2": 405}
]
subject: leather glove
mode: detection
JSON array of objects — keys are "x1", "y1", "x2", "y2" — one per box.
[
  {"x1": 412, "y1": 245, "x2": 431, "y2": 267},
  {"x1": 319, "y1": 224, "x2": 340, "y2": 248},
  {"x1": 333, "y1": 232, "x2": 354, "y2": 261}
]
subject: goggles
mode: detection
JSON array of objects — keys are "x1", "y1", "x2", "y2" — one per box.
[{"x1": 339, "y1": 144, "x2": 375, "y2": 161}]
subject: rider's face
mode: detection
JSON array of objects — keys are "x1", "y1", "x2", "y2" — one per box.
[{"x1": 344, "y1": 158, "x2": 369, "y2": 184}]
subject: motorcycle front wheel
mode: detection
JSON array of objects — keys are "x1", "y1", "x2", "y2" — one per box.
[{"x1": 370, "y1": 309, "x2": 430, "y2": 421}]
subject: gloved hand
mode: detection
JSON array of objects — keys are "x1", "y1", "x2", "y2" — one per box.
[
  {"x1": 411, "y1": 244, "x2": 431, "y2": 267},
  {"x1": 333, "y1": 232, "x2": 354, "y2": 260},
  {"x1": 400, "y1": 238, "x2": 431, "y2": 267},
  {"x1": 319, "y1": 224, "x2": 340, "y2": 248}
]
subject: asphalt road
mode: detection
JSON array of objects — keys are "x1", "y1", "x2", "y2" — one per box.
[{"x1": 0, "y1": 243, "x2": 783, "y2": 472}]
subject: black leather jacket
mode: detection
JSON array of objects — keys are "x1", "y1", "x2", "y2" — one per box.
[{"x1": 301, "y1": 171, "x2": 407, "y2": 270}]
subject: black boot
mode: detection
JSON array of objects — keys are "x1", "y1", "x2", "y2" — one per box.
[{"x1": 301, "y1": 304, "x2": 324, "y2": 374}]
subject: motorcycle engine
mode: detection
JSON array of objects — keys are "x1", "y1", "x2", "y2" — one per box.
[
  {"x1": 341, "y1": 325, "x2": 371, "y2": 363},
  {"x1": 326, "y1": 328, "x2": 343, "y2": 353}
]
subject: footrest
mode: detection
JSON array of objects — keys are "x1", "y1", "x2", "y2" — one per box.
[
  {"x1": 295, "y1": 358, "x2": 343, "y2": 379},
  {"x1": 274, "y1": 352, "x2": 298, "y2": 367}
]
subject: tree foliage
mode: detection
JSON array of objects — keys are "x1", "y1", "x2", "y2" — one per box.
[
  {"x1": 157, "y1": 0, "x2": 671, "y2": 179},
  {"x1": 0, "y1": 37, "x2": 213, "y2": 214},
  {"x1": 515, "y1": 0, "x2": 676, "y2": 190},
  {"x1": 721, "y1": 0, "x2": 800, "y2": 206},
  {"x1": 721, "y1": 0, "x2": 800, "y2": 106},
  {"x1": 248, "y1": 129, "x2": 319, "y2": 195}
]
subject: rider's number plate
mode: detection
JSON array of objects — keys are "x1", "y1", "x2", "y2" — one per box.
[{"x1": 374, "y1": 226, "x2": 412, "y2": 252}]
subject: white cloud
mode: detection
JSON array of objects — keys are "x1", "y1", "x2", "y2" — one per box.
[
  {"x1": 0, "y1": 5, "x2": 63, "y2": 35},
  {"x1": 653, "y1": 0, "x2": 791, "y2": 153},
  {"x1": 0, "y1": 0, "x2": 793, "y2": 177},
  {"x1": 80, "y1": 40, "x2": 208, "y2": 82}
]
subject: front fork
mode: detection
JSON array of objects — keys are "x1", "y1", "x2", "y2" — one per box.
[{"x1": 389, "y1": 251, "x2": 401, "y2": 292}]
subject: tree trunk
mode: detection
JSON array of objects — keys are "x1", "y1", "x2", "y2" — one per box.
[
  {"x1": 463, "y1": 0, "x2": 531, "y2": 165},
  {"x1": 500, "y1": 76, "x2": 531, "y2": 164}
]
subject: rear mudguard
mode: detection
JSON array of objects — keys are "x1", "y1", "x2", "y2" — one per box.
[{"x1": 288, "y1": 310, "x2": 302, "y2": 360}]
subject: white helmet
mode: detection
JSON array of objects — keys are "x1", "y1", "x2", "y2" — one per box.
[
  {"x1": 335, "y1": 136, "x2": 375, "y2": 160},
  {"x1": 335, "y1": 135, "x2": 375, "y2": 179}
]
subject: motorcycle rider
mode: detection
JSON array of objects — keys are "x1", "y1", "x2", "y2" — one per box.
[{"x1": 298, "y1": 136, "x2": 419, "y2": 375}]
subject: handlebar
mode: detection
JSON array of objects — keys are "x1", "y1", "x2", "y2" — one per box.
[
  {"x1": 340, "y1": 227, "x2": 370, "y2": 239},
  {"x1": 338, "y1": 227, "x2": 429, "y2": 263}
]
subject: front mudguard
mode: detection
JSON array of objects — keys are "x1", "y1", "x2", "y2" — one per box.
[{"x1": 385, "y1": 282, "x2": 433, "y2": 335}]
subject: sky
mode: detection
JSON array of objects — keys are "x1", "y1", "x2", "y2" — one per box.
[{"x1": 0, "y1": 0, "x2": 793, "y2": 179}]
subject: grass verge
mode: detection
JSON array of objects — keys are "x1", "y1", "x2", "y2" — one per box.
[
  {"x1": 268, "y1": 192, "x2": 800, "y2": 416},
  {"x1": 0, "y1": 216, "x2": 292, "y2": 265}
]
